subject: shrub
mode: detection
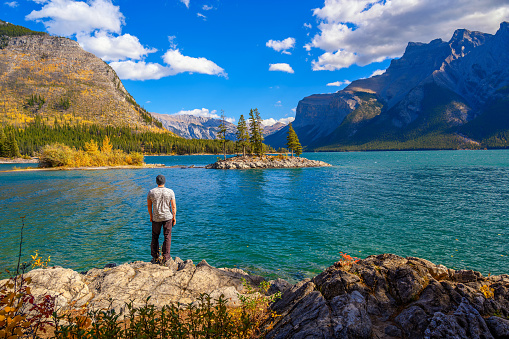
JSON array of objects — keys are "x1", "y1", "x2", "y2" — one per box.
[{"x1": 38, "y1": 140, "x2": 145, "y2": 168}]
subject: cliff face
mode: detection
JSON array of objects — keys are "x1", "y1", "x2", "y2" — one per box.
[
  {"x1": 0, "y1": 33, "x2": 162, "y2": 130},
  {"x1": 265, "y1": 22, "x2": 509, "y2": 150}
]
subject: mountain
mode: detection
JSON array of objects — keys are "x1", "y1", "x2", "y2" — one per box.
[
  {"x1": 0, "y1": 19, "x2": 164, "y2": 131},
  {"x1": 151, "y1": 113, "x2": 238, "y2": 140},
  {"x1": 152, "y1": 113, "x2": 288, "y2": 140},
  {"x1": 266, "y1": 22, "x2": 509, "y2": 151}
]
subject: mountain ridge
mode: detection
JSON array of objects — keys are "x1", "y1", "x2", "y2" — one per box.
[{"x1": 266, "y1": 22, "x2": 509, "y2": 151}]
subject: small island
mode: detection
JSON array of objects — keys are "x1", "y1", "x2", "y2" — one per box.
[{"x1": 206, "y1": 155, "x2": 332, "y2": 169}]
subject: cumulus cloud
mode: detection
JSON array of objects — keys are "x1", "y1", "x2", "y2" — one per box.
[
  {"x1": 26, "y1": 0, "x2": 124, "y2": 36},
  {"x1": 370, "y1": 69, "x2": 386, "y2": 77},
  {"x1": 307, "y1": 0, "x2": 509, "y2": 70},
  {"x1": 163, "y1": 49, "x2": 227, "y2": 77},
  {"x1": 109, "y1": 60, "x2": 171, "y2": 80},
  {"x1": 261, "y1": 117, "x2": 295, "y2": 126},
  {"x1": 78, "y1": 31, "x2": 156, "y2": 61},
  {"x1": 110, "y1": 49, "x2": 227, "y2": 80},
  {"x1": 303, "y1": 23, "x2": 312, "y2": 29},
  {"x1": 180, "y1": 0, "x2": 189, "y2": 8},
  {"x1": 269, "y1": 63, "x2": 294, "y2": 73},
  {"x1": 174, "y1": 108, "x2": 235, "y2": 123},
  {"x1": 291, "y1": 108, "x2": 296, "y2": 113},
  {"x1": 326, "y1": 80, "x2": 351, "y2": 87},
  {"x1": 197, "y1": 12, "x2": 206, "y2": 20},
  {"x1": 5, "y1": 1, "x2": 18, "y2": 7},
  {"x1": 202, "y1": 4, "x2": 213, "y2": 10},
  {"x1": 266, "y1": 37, "x2": 295, "y2": 54},
  {"x1": 274, "y1": 100, "x2": 282, "y2": 107}
]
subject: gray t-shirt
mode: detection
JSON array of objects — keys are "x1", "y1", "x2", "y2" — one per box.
[{"x1": 147, "y1": 187, "x2": 175, "y2": 222}]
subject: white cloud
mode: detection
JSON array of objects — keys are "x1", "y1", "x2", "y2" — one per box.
[
  {"x1": 266, "y1": 37, "x2": 296, "y2": 54},
  {"x1": 311, "y1": 49, "x2": 357, "y2": 71},
  {"x1": 109, "y1": 60, "x2": 171, "y2": 80},
  {"x1": 145, "y1": 101, "x2": 151, "y2": 104},
  {"x1": 261, "y1": 117, "x2": 295, "y2": 126},
  {"x1": 163, "y1": 49, "x2": 227, "y2": 77},
  {"x1": 275, "y1": 100, "x2": 282, "y2": 107},
  {"x1": 180, "y1": 0, "x2": 189, "y2": 8},
  {"x1": 326, "y1": 80, "x2": 351, "y2": 87},
  {"x1": 174, "y1": 108, "x2": 235, "y2": 123},
  {"x1": 307, "y1": 0, "x2": 509, "y2": 70},
  {"x1": 111, "y1": 49, "x2": 227, "y2": 80},
  {"x1": 291, "y1": 107, "x2": 296, "y2": 113},
  {"x1": 197, "y1": 12, "x2": 206, "y2": 20},
  {"x1": 269, "y1": 63, "x2": 294, "y2": 74},
  {"x1": 5, "y1": 1, "x2": 18, "y2": 7},
  {"x1": 370, "y1": 69, "x2": 386, "y2": 77},
  {"x1": 202, "y1": 4, "x2": 213, "y2": 10},
  {"x1": 168, "y1": 35, "x2": 177, "y2": 49},
  {"x1": 26, "y1": 0, "x2": 124, "y2": 36},
  {"x1": 303, "y1": 23, "x2": 312, "y2": 29},
  {"x1": 77, "y1": 31, "x2": 156, "y2": 61}
]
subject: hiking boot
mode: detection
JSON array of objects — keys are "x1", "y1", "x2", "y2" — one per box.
[{"x1": 150, "y1": 257, "x2": 160, "y2": 264}]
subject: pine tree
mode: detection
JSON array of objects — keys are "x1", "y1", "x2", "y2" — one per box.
[
  {"x1": 249, "y1": 108, "x2": 264, "y2": 156},
  {"x1": 236, "y1": 114, "x2": 249, "y2": 157},
  {"x1": 0, "y1": 126, "x2": 6, "y2": 157},
  {"x1": 286, "y1": 123, "x2": 302, "y2": 157},
  {"x1": 7, "y1": 132, "x2": 21, "y2": 158},
  {"x1": 217, "y1": 110, "x2": 227, "y2": 160}
]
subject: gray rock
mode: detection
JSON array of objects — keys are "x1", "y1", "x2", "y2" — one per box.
[
  {"x1": 267, "y1": 291, "x2": 333, "y2": 339},
  {"x1": 268, "y1": 278, "x2": 292, "y2": 295},
  {"x1": 424, "y1": 298, "x2": 494, "y2": 339},
  {"x1": 486, "y1": 316, "x2": 509, "y2": 339},
  {"x1": 330, "y1": 290, "x2": 372, "y2": 339},
  {"x1": 385, "y1": 324, "x2": 402, "y2": 337},
  {"x1": 395, "y1": 305, "x2": 429, "y2": 339}
]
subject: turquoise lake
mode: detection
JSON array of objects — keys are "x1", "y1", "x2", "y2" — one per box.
[{"x1": 1, "y1": 151, "x2": 508, "y2": 282}]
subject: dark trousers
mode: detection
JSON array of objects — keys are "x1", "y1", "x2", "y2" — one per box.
[{"x1": 151, "y1": 220, "x2": 172, "y2": 260}]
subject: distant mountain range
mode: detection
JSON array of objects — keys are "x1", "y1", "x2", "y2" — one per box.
[
  {"x1": 151, "y1": 113, "x2": 287, "y2": 140},
  {"x1": 266, "y1": 22, "x2": 509, "y2": 151}
]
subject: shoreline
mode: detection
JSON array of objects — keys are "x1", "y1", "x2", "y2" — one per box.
[
  {"x1": 0, "y1": 163, "x2": 204, "y2": 173},
  {"x1": 4, "y1": 254, "x2": 508, "y2": 338}
]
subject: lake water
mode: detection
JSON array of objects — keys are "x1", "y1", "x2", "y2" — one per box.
[{"x1": 1, "y1": 151, "x2": 508, "y2": 282}]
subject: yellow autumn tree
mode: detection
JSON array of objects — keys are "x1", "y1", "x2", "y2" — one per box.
[
  {"x1": 101, "y1": 136, "x2": 113, "y2": 153},
  {"x1": 84, "y1": 139, "x2": 99, "y2": 153}
]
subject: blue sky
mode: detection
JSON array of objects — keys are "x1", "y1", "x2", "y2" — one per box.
[{"x1": 3, "y1": 0, "x2": 508, "y2": 125}]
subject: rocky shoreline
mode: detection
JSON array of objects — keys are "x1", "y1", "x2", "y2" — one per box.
[
  {"x1": 206, "y1": 155, "x2": 332, "y2": 169},
  {"x1": 4, "y1": 254, "x2": 508, "y2": 338}
]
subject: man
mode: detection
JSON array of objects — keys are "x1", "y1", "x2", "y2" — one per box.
[{"x1": 147, "y1": 174, "x2": 176, "y2": 264}]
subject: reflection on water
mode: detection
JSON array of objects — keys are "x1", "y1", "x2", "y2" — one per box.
[{"x1": 1, "y1": 151, "x2": 508, "y2": 282}]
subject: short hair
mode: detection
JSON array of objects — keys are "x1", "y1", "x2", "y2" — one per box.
[{"x1": 156, "y1": 174, "x2": 166, "y2": 185}]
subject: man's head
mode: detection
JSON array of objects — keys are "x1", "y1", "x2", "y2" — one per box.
[{"x1": 156, "y1": 174, "x2": 166, "y2": 186}]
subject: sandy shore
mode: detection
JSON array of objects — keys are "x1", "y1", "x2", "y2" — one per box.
[{"x1": 0, "y1": 157, "x2": 39, "y2": 164}]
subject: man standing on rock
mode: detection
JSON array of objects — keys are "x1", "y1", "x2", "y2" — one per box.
[{"x1": 147, "y1": 174, "x2": 176, "y2": 264}]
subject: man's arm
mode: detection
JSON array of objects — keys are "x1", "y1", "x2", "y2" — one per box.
[
  {"x1": 147, "y1": 198, "x2": 153, "y2": 222},
  {"x1": 171, "y1": 198, "x2": 177, "y2": 226}
]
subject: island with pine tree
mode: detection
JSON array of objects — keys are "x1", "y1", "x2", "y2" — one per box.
[{"x1": 206, "y1": 109, "x2": 331, "y2": 169}]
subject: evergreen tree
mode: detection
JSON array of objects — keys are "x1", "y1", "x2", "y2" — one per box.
[
  {"x1": 7, "y1": 132, "x2": 21, "y2": 158},
  {"x1": 217, "y1": 110, "x2": 227, "y2": 160},
  {"x1": 0, "y1": 126, "x2": 6, "y2": 157},
  {"x1": 249, "y1": 108, "x2": 264, "y2": 156},
  {"x1": 286, "y1": 123, "x2": 302, "y2": 157},
  {"x1": 236, "y1": 114, "x2": 249, "y2": 157}
]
